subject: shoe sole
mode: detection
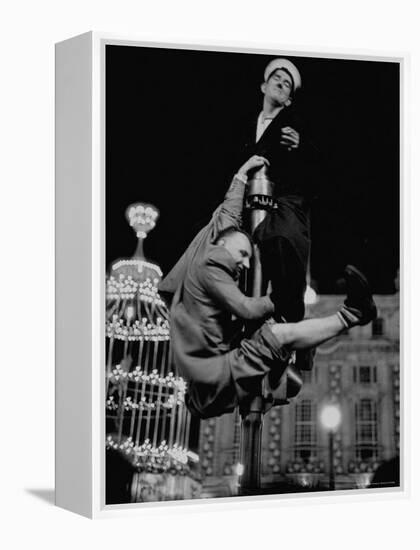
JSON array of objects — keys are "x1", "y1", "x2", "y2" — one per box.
[{"x1": 344, "y1": 264, "x2": 377, "y2": 324}]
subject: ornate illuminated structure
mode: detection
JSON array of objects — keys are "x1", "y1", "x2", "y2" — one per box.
[{"x1": 106, "y1": 203, "x2": 200, "y2": 503}]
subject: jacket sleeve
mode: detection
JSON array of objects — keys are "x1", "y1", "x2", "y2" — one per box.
[
  {"x1": 198, "y1": 255, "x2": 274, "y2": 321},
  {"x1": 210, "y1": 176, "x2": 247, "y2": 238},
  {"x1": 160, "y1": 177, "x2": 247, "y2": 297}
]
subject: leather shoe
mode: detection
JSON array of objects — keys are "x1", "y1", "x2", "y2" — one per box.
[{"x1": 340, "y1": 265, "x2": 377, "y2": 327}]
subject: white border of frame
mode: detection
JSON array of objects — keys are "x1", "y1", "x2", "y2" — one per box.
[{"x1": 55, "y1": 31, "x2": 408, "y2": 519}]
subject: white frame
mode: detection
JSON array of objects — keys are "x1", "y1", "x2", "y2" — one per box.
[{"x1": 55, "y1": 31, "x2": 407, "y2": 519}]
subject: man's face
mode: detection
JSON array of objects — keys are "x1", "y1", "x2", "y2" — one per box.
[
  {"x1": 261, "y1": 68, "x2": 293, "y2": 107},
  {"x1": 221, "y1": 232, "x2": 253, "y2": 276}
]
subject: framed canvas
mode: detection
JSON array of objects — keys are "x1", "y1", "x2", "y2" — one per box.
[{"x1": 55, "y1": 32, "x2": 404, "y2": 518}]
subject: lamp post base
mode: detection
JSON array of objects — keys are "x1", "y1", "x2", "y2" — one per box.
[{"x1": 238, "y1": 396, "x2": 264, "y2": 495}]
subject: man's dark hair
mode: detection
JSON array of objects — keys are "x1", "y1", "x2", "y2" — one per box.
[{"x1": 216, "y1": 227, "x2": 254, "y2": 248}]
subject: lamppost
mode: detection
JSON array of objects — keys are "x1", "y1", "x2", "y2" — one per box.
[
  {"x1": 239, "y1": 164, "x2": 275, "y2": 495},
  {"x1": 320, "y1": 403, "x2": 342, "y2": 490}
]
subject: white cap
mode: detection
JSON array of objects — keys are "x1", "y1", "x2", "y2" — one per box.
[{"x1": 263, "y1": 58, "x2": 302, "y2": 91}]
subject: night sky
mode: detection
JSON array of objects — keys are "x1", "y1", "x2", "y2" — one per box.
[{"x1": 106, "y1": 45, "x2": 399, "y2": 294}]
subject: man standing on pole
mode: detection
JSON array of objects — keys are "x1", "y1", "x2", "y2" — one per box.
[
  {"x1": 160, "y1": 155, "x2": 376, "y2": 420},
  {"x1": 233, "y1": 59, "x2": 321, "y2": 370}
]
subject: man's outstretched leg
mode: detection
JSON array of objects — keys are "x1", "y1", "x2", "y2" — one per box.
[{"x1": 269, "y1": 265, "x2": 377, "y2": 349}]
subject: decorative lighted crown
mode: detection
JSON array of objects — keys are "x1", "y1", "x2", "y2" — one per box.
[{"x1": 126, "y1": 203, "x2": 160, "y2": 239}]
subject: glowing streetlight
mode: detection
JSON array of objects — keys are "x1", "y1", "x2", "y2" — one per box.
[
  {"x1": 320, "y1": 404, "x2": 342, "y2": 432},
  {"x1": 304, "y1": 283, "x2": 318, "y2": 305},
  {"x1": 320, "y1": 403, "x2": 342, "y2": 490}
]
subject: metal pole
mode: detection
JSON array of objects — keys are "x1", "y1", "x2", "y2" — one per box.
[
  {"x1": 328, "y1": 431, "x2": 335, "y2": 490},
  {"x1": 239, "y1": 165, "x2": 274, "y2": 496},
  {"x1": 239, "y1": 397, "x2": 263, "y2": 493}
]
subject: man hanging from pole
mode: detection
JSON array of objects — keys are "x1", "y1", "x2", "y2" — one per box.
[{"x1": 159, "y1": 155, "x2": 377, "y2": 420}]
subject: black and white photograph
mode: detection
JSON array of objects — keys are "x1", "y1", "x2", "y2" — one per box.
[
  {"x1": 104, "y1": 44, "x2": 400, "y2": 505},
  {"x1": 6, "y1": 0, "x2": 420, "y2": 544}
]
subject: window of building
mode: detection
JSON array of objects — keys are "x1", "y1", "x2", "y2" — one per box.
[
  {"x1": 372, "y1": 317, "x2": 384, "y2": 337},
  {"x1": 355, "y1": 399, "x2": 378, "y2": 461},
  {"x1": 301, "y1": 367, "x2": 317, "y2": 384},
  {"x1": 294, "y1": 399, "x2": 317, "y2": 462},
  {"x1": 353, "y1": 365, "x2": 377, "y2": 384}
]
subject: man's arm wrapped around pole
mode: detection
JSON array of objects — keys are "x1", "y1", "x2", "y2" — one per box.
[
  {"x1": 160, "y1": 156, "x2": 269, "y2": 297},
  {"x1": 159, "y1": 176, "x2": 247, "y2": 297},
  {"x1": 211, "y1": 155, "x2": 272, "y2": 235}
]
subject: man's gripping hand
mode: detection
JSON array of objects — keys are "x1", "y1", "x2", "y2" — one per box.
[{"x1": 236, "y1": 155, "x2": 270, "y2": 181}]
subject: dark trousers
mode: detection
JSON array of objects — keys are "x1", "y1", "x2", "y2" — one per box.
[
  {"x1": 259, "y1": 236, "x2": 315, "y2": 372},
  {"x1": 259, "y1": 236, "x2": 307, "y2": 323}
]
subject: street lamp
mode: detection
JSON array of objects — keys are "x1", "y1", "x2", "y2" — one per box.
[
  {"x1": 304, "y1": 283, "x2": 318, "y2": 305},
  {"x1": 239, "y1": 165, "x2": 275, "y2": 495},
  {"x1": 320, "y1": 403, "x2": 342, "y2": 490}
]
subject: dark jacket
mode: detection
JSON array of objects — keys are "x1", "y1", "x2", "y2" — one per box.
[
  {"x1": 238, "y1": 104, "x2": 320, "y2": 201},
  {"x1": 235, "y1": 105, "x2": 321, "y2": 255}
]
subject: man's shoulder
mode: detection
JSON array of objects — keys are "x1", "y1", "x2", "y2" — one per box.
[
  {"x1": 272, "y1": 104, "x2": 304, "y2": 128},
  {"x1": 199, "y1": 245, "x2": 237, "y2": 275},
  {"x1": 227, "y1": 110, "x2": 259, "y2": 139},
  {"x1": 202, "y1": 245, "x2": 232, "y2": 264}
]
